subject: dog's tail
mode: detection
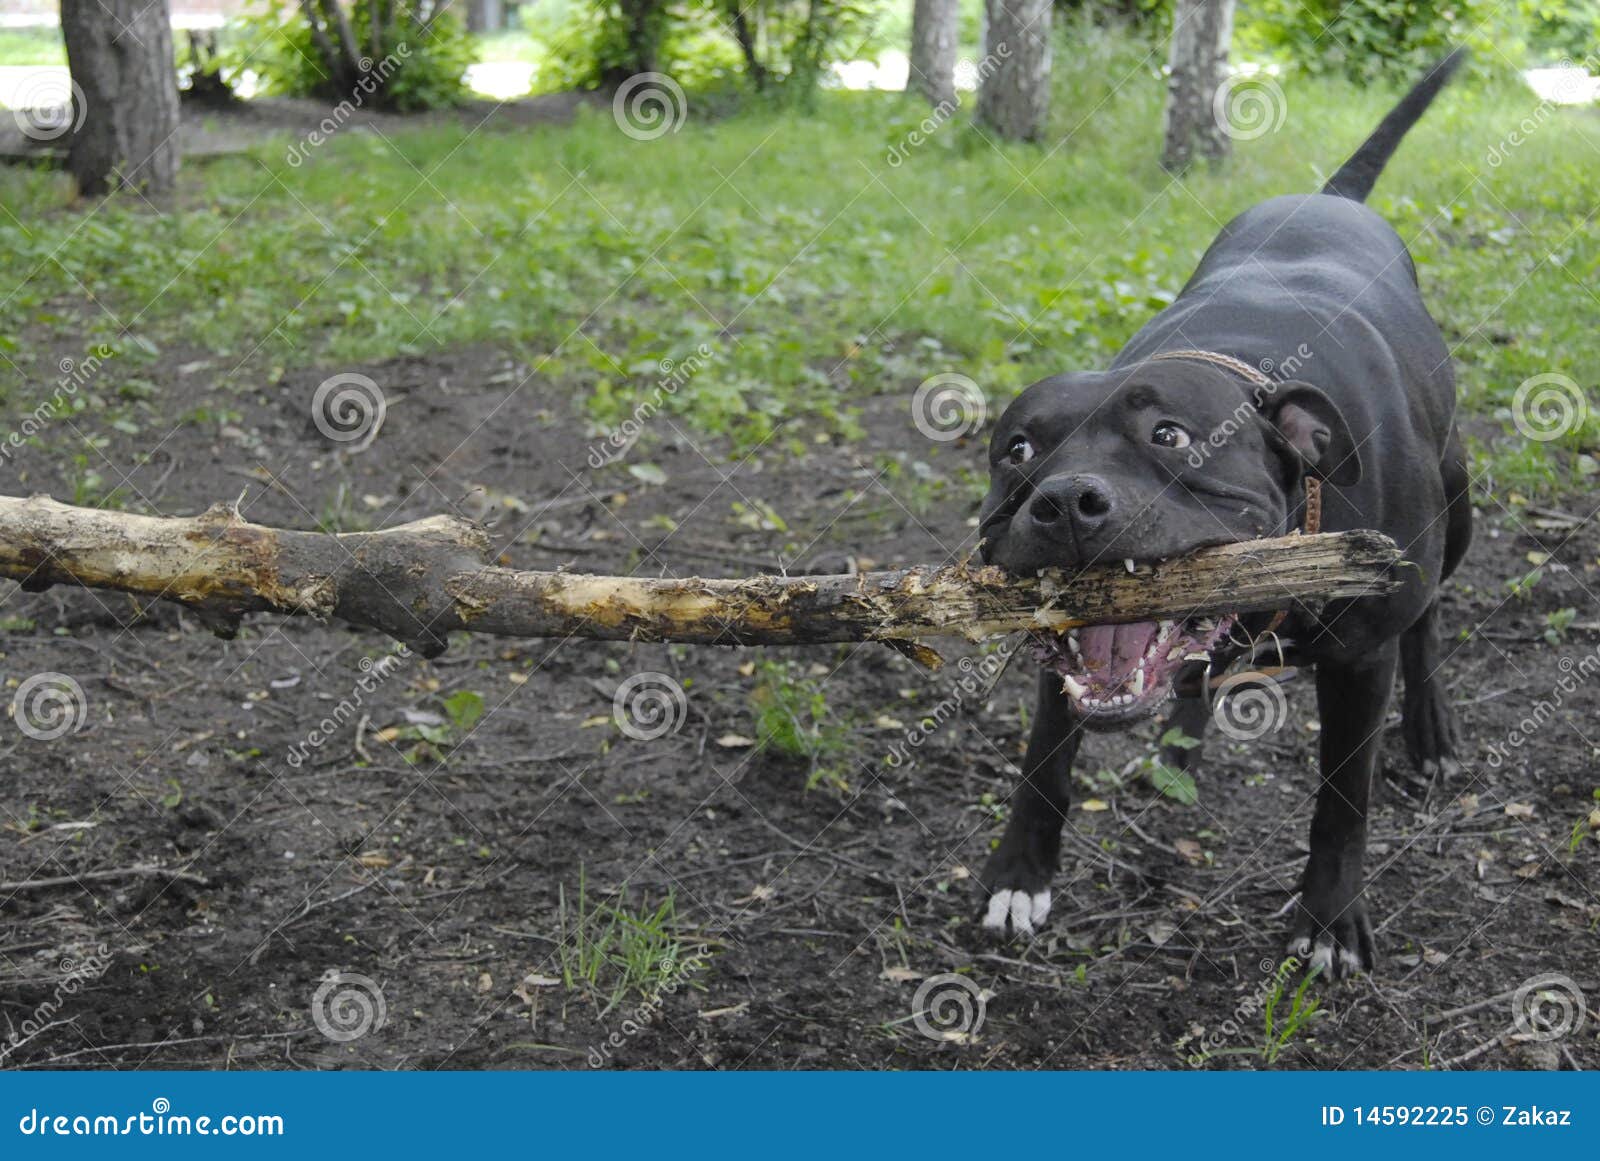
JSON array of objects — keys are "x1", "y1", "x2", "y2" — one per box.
[{"x1": 1321, "y1": 48, "x2": 1467, "y2": 202}]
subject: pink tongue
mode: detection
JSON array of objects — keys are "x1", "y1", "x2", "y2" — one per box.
[{"x1": 1079, "y1": 621, "x2": 1159, "y2": 684}]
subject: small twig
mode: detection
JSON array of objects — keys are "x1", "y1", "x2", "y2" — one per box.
[{"x1": 0, "y1": 865, "x2": 207, "y2": 892}]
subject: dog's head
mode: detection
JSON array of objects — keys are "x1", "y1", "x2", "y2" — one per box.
[{"x1": 978, "y1": 359, "x2": 1360, "y2": 727}]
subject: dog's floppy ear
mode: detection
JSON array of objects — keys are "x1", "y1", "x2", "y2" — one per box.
[{"x1": 1257, "y1": 381, "x2": 1361, "y2": 487}]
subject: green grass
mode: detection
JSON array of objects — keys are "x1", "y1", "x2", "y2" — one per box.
[
  {"x1": 1, "y1": 23, "x2": 1596, "y2": 489},
  {"x1": 557, "y1": 871, "x2": 695, "y2": 1013},
  {"x1": 0, "y1": 28, "x2": 66, "y2": 67}
]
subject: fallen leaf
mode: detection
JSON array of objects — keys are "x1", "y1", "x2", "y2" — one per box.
[
  {"x1": 580, "y1": 715, "x2": 611, "y2": 729},
  {"x1": 1588, "y1": 808, "x2": 1600, "y2": 831},
  {"x1": 874, "y1": 714, "x2": 904, "y2": 729},
  {"x1": 355, "y1": 852, "x2": 391, "y2": 869},
  {"x1": 1505, "y1": 802, "x2": 1536, "y2": 819},
  {"x1": 1527, "y1": 551, "x2": 1551, "y2": 566},
  {"x1": 714, "y1": 733, "x2": 756, "y2": 748},
  {"x1": 1514, "y1": 860, "x2": 1544, "y2": 879},
  {"x1": 507, "y1": 672, "x2": 528, "y2": 686},
  {"x1": 1145, "y1": 920, "x2": 1178, "y2": 946},
  {"x1": 737, "y1": 661, "x2": 756, "y2": 677},
  {"x1": 880, "y1": 966, "x2": 924, "y2": 983},
  {"x1": 1081, "y1": 798, "x2": 1109, "y2": 812},
  {"x1": 1174, "y1": 838, "x2": 1204, "y2": 865},
  {"x1": 477, "y1": 972, "x2": 494, "y2": 994}
]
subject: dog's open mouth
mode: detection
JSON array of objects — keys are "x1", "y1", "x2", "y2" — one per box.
[{"x1": 1030, "y1": 616, "x2": 1237, "y2": 726}]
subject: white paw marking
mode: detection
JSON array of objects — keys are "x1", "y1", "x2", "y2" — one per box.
[
  {"x1": 1338, "y1": 946, "x2": 1366, "y2": 976},
  {"x1": 983, "y1": 888, "x2": 1051, "y2": 936},
  {"x1": 1310, "y1": 943, "x2": 1335, "y2": 978}
]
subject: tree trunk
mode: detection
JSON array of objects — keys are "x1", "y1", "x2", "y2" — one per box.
[
  {"x1": 977, "y1": 0, "x2": 1052, "y2": 141},
  {"x1": 1161, "y1": 0, "x2": 1235, "y2": 172},
  {"x1": 0, "y1": 494, "x2": 1402, "y2": 666},
  {"x1": 909, "y1": 0, "x2": 959, "y2": 109},
  {"x1": 466, "y1": 0, "x2": 504, "y2": 33},
  {"x1": 59, "y1": 0, "x2": 180, "y2": 197}
]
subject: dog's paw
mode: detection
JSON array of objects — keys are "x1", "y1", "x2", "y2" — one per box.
[
  {"x1": 982, "y1": 887, "x2": 1051, "y2": 939},
  {"x1": 1402, "y1": 684, "x2": 1461, "y2": 781},
  {"x1": 976, "y1": 842, "x2": 1055, "y2": 940},
  {"x1": 1288, "y1": 897, "x2": 1375, "y2": 980}
]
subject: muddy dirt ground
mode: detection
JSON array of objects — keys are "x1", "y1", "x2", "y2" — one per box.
[{"x1": 1, "y1": 340, "x2": 1597, "y2": 1071}]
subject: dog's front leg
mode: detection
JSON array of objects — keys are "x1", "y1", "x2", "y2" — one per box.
[
  {"x1": 1291, "y1": 645, "x2": 1399, "y2": 977},
  {"x1": 978, "y1": 670, "x2": 1081, "y2": 938}
]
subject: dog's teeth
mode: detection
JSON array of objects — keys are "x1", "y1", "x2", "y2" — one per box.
[
  {"x1": 1061, "y1": 674, "x2": 1087, "y2": 700},
  {"x1": 1130, "y1": 670, "x2": 1146, "y2": 696},
  {"x1": 1123, "y1": 558, "x2": 1136, "y2": 574},
  {"x1": 1184, "y1": 650, "x2": 1210, "y2": 662}
]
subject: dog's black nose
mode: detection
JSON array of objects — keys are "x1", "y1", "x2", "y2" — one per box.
[{"x1": 1029, "y1": 474, "x2": 1114, "y2": 538}]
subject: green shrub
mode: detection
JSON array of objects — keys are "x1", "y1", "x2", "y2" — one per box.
[
  {"x1": 1239, "y1": 0, "x2": 1515, "y2": 79},
  {"x1": 235, "y1": 0, "x2": 476, "y2": 110}
]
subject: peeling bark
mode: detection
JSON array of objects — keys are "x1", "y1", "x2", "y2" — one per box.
[{"x1": 0, "y1": 495, "x2": 1402, "y2": 666}]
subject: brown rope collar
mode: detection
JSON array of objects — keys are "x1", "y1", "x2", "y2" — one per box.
[{"x1": 1147, "y1": 349, "x2": 1323, "y2": 636}]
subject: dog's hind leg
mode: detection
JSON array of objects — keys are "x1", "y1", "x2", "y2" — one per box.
[
  {"x1": 978, "y1": 670, "x2": 1080, "y2": 939},
  {"x1": 1402, "y1": 437, "x2": 1470, "y2": 781},
  {"x1": 1400, "y1": 597, "x2": 1461, "y2": 781}
]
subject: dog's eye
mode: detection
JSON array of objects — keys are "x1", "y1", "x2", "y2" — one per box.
[
  {"x1": 1151, "y1": 422, "x2": 1192, "y2": 449},
  {"x1": 1004, "y1": 434, "x2": 1034, "y2": 465}
]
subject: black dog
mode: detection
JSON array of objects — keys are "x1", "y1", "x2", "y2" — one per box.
[{"x1": 976, "y1": 53, "x2": 1473, "y2": 977}]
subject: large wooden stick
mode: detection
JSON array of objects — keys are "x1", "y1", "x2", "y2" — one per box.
[{"x1": 0, "y1": 494, "x2": 1403, "y2": 663}]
